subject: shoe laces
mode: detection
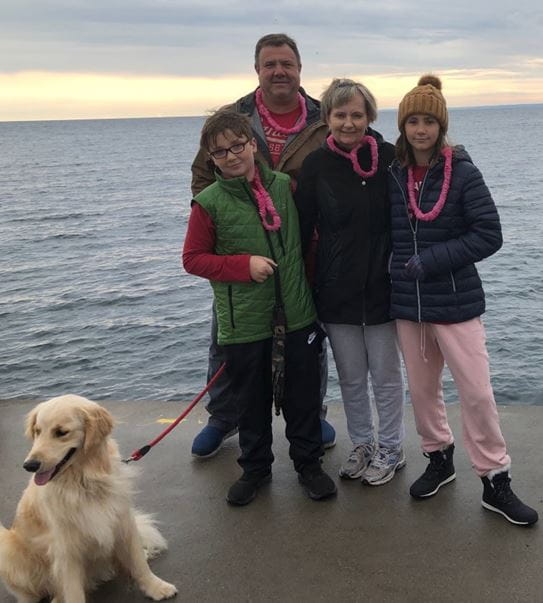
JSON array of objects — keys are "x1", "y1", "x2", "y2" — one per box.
[
  {"x1": 370, "y1": 448, "x2": 393, "y2": 470},
  {"x1": 491, "y1": 474, "x2": 517, "y2": 505},
  {"x1": 349, "y1": 443, "x2": 373, "y2": 463},
  {"x1": 422, "y1": 450, "x2": 448, "y2": 477}
]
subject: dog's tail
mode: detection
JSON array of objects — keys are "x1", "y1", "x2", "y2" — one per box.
[{"x1": 134, "y1": 512, "x2": 168, "y2": 560}]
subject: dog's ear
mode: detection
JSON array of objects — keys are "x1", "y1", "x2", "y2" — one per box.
[
  {"x1": 25, "y1": 408, "x2": 38, "y2": 440},
  {"x1": 82, "y1": 405, "x2": 114, "y2": 452}
]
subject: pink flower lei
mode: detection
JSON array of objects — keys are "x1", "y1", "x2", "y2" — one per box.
[
  {"x1": 251, "y1": 166, "x2": 282, "y2": 231},
  {"x1": 407, "y1": 146, "x2": 453, "y2": 222},
  {"x1": 326, "y1": 134, "x2": 379, "y2": 179},
  {"x1": 255, "y1": 88, "x2": 307, "y2": 135}
]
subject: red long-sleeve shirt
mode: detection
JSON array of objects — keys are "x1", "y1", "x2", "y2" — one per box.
[{"x1": 182, "y1": 202, "x2": 252, "y2": 282}]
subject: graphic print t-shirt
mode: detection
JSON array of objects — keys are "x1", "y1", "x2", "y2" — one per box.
[
  {"x1": 260, "y1": 106, "x2": 302, "y2": 167},
  {"x1": 409, "y1": 164, "x2": 429, "y2": 220}
]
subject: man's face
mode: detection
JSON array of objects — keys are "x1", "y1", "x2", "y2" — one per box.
[{"x1": 255, "y1": 44, "x2": 301, "y2": 105}]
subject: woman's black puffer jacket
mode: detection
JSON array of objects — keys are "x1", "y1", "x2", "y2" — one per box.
[{"x1": 295, "y1": 129, "x2": 395, "y2": 326}]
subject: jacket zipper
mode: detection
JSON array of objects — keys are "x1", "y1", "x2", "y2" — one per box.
[
  {"x1": 277, "y1": 123, "x2": 316, "y2": 166},
  {"x1": 227, "y1": 285, "x2": 235, "y2": 329},
  {"x1": 390, "y1": 165, "x2": 427, "y2": 322}
]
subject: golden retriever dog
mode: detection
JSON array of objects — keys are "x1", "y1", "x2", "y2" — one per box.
[{"x1": 0, "y1": 394, "x2": 177, "y2": 603}]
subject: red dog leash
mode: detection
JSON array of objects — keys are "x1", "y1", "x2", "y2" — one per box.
[{"x1": 122, "y1": 362, "x2": 227, "y2": 463}]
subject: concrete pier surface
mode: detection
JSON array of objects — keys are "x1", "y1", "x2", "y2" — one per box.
[{"x1": 1, "y1": 399, "x2": 541, "y2": 602}]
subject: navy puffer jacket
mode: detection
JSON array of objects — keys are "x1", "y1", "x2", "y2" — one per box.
[{"x1": 388, "y1": 146, "x2": 502, "y2": 323}]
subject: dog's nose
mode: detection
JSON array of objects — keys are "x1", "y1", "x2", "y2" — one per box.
[{"x1": 23, "y1": 459, "x2": 41, "y2": 473}]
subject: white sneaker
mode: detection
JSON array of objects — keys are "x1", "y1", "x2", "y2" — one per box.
[
  {"x1": 363, "y1": 447, "x2": 406, "y2": 486},
  {"x1": 338, "y1": 442, "x2": 375, "y2": 479}
]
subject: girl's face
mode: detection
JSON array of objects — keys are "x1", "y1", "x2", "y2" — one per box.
[
  {"x1": 327, "y1": 93, "x2": 369, "y2": 150},
  {"x1": 404, "y1": 113, "x2": 440, "y2": 164}
]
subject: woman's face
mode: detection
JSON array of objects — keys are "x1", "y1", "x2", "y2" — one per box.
[
  {"x1": 404, "y1": 113, "x2": 440, "y2": 163},
  {"x1": 327, "y1": 93, "x2": 368, "y2": 150}
]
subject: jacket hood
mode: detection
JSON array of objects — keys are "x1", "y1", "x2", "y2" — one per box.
[
  {"x1": 451, "y1": 145, "x2": 472, "y2": 163},
  {"x1": 390, "y1": 144, "x2": 473, "y2": 173}
]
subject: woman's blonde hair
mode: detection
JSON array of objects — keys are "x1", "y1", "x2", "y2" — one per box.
[{"x1": 320, "y1": 78, "x2": 377, "y2": 123}]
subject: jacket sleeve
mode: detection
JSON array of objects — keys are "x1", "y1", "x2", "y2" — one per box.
[
  {"x1": 419, "y1": 164, "x2": 503, "y2": 276},
  {"x1": 294, "y1": 154, "x2": 319, "y2": 257},
  {"x1": 182, "y1": 202, "x2": 252, "y2": 282}
]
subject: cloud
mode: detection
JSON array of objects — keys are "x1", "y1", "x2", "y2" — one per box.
[
  {"x1": 2, "y1": 1, "x2": 542, "y2": 77},
  {"x1": 1, "y1": 0, "x2": 542, "y2": 119}
]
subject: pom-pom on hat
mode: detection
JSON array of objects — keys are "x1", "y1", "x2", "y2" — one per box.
[{"x1": 397, "y1": 74, "x2": 448, "y2": 133}]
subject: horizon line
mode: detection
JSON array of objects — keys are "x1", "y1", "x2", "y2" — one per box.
[{"x1": 1, "y1": 101, "x2": 542, "y2": 125}]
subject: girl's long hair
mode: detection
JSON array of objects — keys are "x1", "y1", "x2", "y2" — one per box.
[{"x1": 395, "y1": 129, "x2": 449, "y2": 167}]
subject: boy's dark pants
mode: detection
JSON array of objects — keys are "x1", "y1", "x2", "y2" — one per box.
[
  {"x1": 223, "y1": 323, "x2": 324, "y2": 476},
  {"x1": 205, "y1": 306, "x2": 328, "y2": 432}
]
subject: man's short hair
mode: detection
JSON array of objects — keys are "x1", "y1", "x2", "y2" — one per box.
[
  {"x1": 254, "y1": 33, "x2": 301, "y2": 67},
  {"x1": 199, "y1": 110, "x2": 253, "y2": 152},
  {"x1": 320, "y1": 78, "x2": 378, "y2": 124}
]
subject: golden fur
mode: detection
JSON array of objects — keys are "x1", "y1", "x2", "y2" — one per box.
[{"x1": 0, "y1": 395, "x2": 177, "y2": 603}]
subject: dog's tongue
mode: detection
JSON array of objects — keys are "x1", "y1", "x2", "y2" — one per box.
[{"x1": 34, "y1": 468, "x2": 55, "y2": 486}]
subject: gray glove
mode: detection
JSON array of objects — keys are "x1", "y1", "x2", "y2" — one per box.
[{"x1": 405, "y1": 254, "x2": 426, "y2": 280}]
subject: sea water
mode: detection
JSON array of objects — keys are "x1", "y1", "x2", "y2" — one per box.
[{"x1": 1, "y1": 105, "x2": 542, "y2": 404}]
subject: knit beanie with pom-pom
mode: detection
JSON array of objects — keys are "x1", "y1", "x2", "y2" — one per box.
[{"x1": 397, "y1": 74, "x2": 448, "y2": 133}]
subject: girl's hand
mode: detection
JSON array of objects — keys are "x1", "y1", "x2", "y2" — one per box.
[
  {"x1": 405, "y1": 254, "x2": 426, "y2": 280},
  {"x1": 250, "y1": 256, "x2": 277, "y2": 283}
]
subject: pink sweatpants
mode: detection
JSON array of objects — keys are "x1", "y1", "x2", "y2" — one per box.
[{"x1": 396, "y1": 317, "x2": 510, "y2": 476}]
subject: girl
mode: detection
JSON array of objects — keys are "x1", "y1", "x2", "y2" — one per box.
[
  {"x1": 296, "y1": 79, "x2": 405, "y2": 486},
  {"x1": 389, "y1": 75, "x2": 538, "y2": 525}
]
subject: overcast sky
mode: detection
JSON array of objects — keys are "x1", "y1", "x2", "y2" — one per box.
[{"x1": 1, "y1": 0, "x2": 542, "y2": 120}]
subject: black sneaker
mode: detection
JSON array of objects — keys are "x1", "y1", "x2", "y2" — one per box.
[
  {"x1": 298, "y1": 464, "x2": 337, "y2": 500},
  {"x1": 226, "y1": 472, "x2": 272, "y2": 506},
  {"x1": 410, "y1": 444, "x2": 456, "y2": 498},
  {"x1": 481, "y1": 471, "x2": 538, "y2": 526}
]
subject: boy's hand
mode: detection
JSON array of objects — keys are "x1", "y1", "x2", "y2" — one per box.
[{"x1": 250, "y1": 256, "x2": 277, "y2": 283}]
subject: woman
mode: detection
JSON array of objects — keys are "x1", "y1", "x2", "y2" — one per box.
[{"x1": 295, "y1": 79, "x2": 405, "y2": 486}]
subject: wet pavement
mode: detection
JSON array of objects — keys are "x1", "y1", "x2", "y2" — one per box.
[{"x1": 1, "y1": 398, "x2": 541, "y2": 602}]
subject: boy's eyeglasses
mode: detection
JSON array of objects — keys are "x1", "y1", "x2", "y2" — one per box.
[{"x1": 209, "y1": 141, "x2": 248, "y2": 160}]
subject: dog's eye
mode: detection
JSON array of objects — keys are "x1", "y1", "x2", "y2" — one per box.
[
  {"x1": 54, "y1": 428, "x2": 69, "y2": 438},
  {"x1": 35, "y1": 428, "x2": 41, "y2": 436}
]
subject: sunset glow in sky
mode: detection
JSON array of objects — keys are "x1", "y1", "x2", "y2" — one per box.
[{"x1": 2, "y1": 1, "x2": 542, "y2": 121}]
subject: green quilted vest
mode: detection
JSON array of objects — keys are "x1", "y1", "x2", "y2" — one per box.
[{"x1": 194, "y1": 164, "x2": 316, "y2": 345}]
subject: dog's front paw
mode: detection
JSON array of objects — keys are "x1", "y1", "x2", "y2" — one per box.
[{"x1": 142, "y1": 576, "x2": 177, "y2": 600}]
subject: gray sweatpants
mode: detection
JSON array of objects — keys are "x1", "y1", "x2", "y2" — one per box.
[{"x1": 324, "y1": 321, "x2": 405, "y2": 450}]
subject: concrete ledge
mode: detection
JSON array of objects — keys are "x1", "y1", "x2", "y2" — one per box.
[{"x1": 1, "y1": 399, "x2": 541, "y2": 602}]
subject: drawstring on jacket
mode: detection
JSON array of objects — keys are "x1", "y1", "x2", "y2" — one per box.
[{"x1": 420, "y1": 323, "x2": 429, "y2": 363}]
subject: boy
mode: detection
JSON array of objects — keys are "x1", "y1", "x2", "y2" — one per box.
[{"x1": 183, "y1": 110, "x2": 336, "y2": 505}]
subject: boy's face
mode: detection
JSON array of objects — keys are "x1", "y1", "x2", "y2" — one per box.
[{"x1": 208, "y1": 129, "x2": 257, "y2": 181}]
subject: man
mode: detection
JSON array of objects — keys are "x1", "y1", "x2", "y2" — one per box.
[{"x1": 190, "y1": 33, "x2": 335, "y2": 458}]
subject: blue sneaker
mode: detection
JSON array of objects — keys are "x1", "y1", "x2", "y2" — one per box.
[
  {"x1": 321, "y1": 418, "x2": 336, "y2": 449},
  {"x1": 191, "y1": 425, "x2": 238, "y2": 458}
]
